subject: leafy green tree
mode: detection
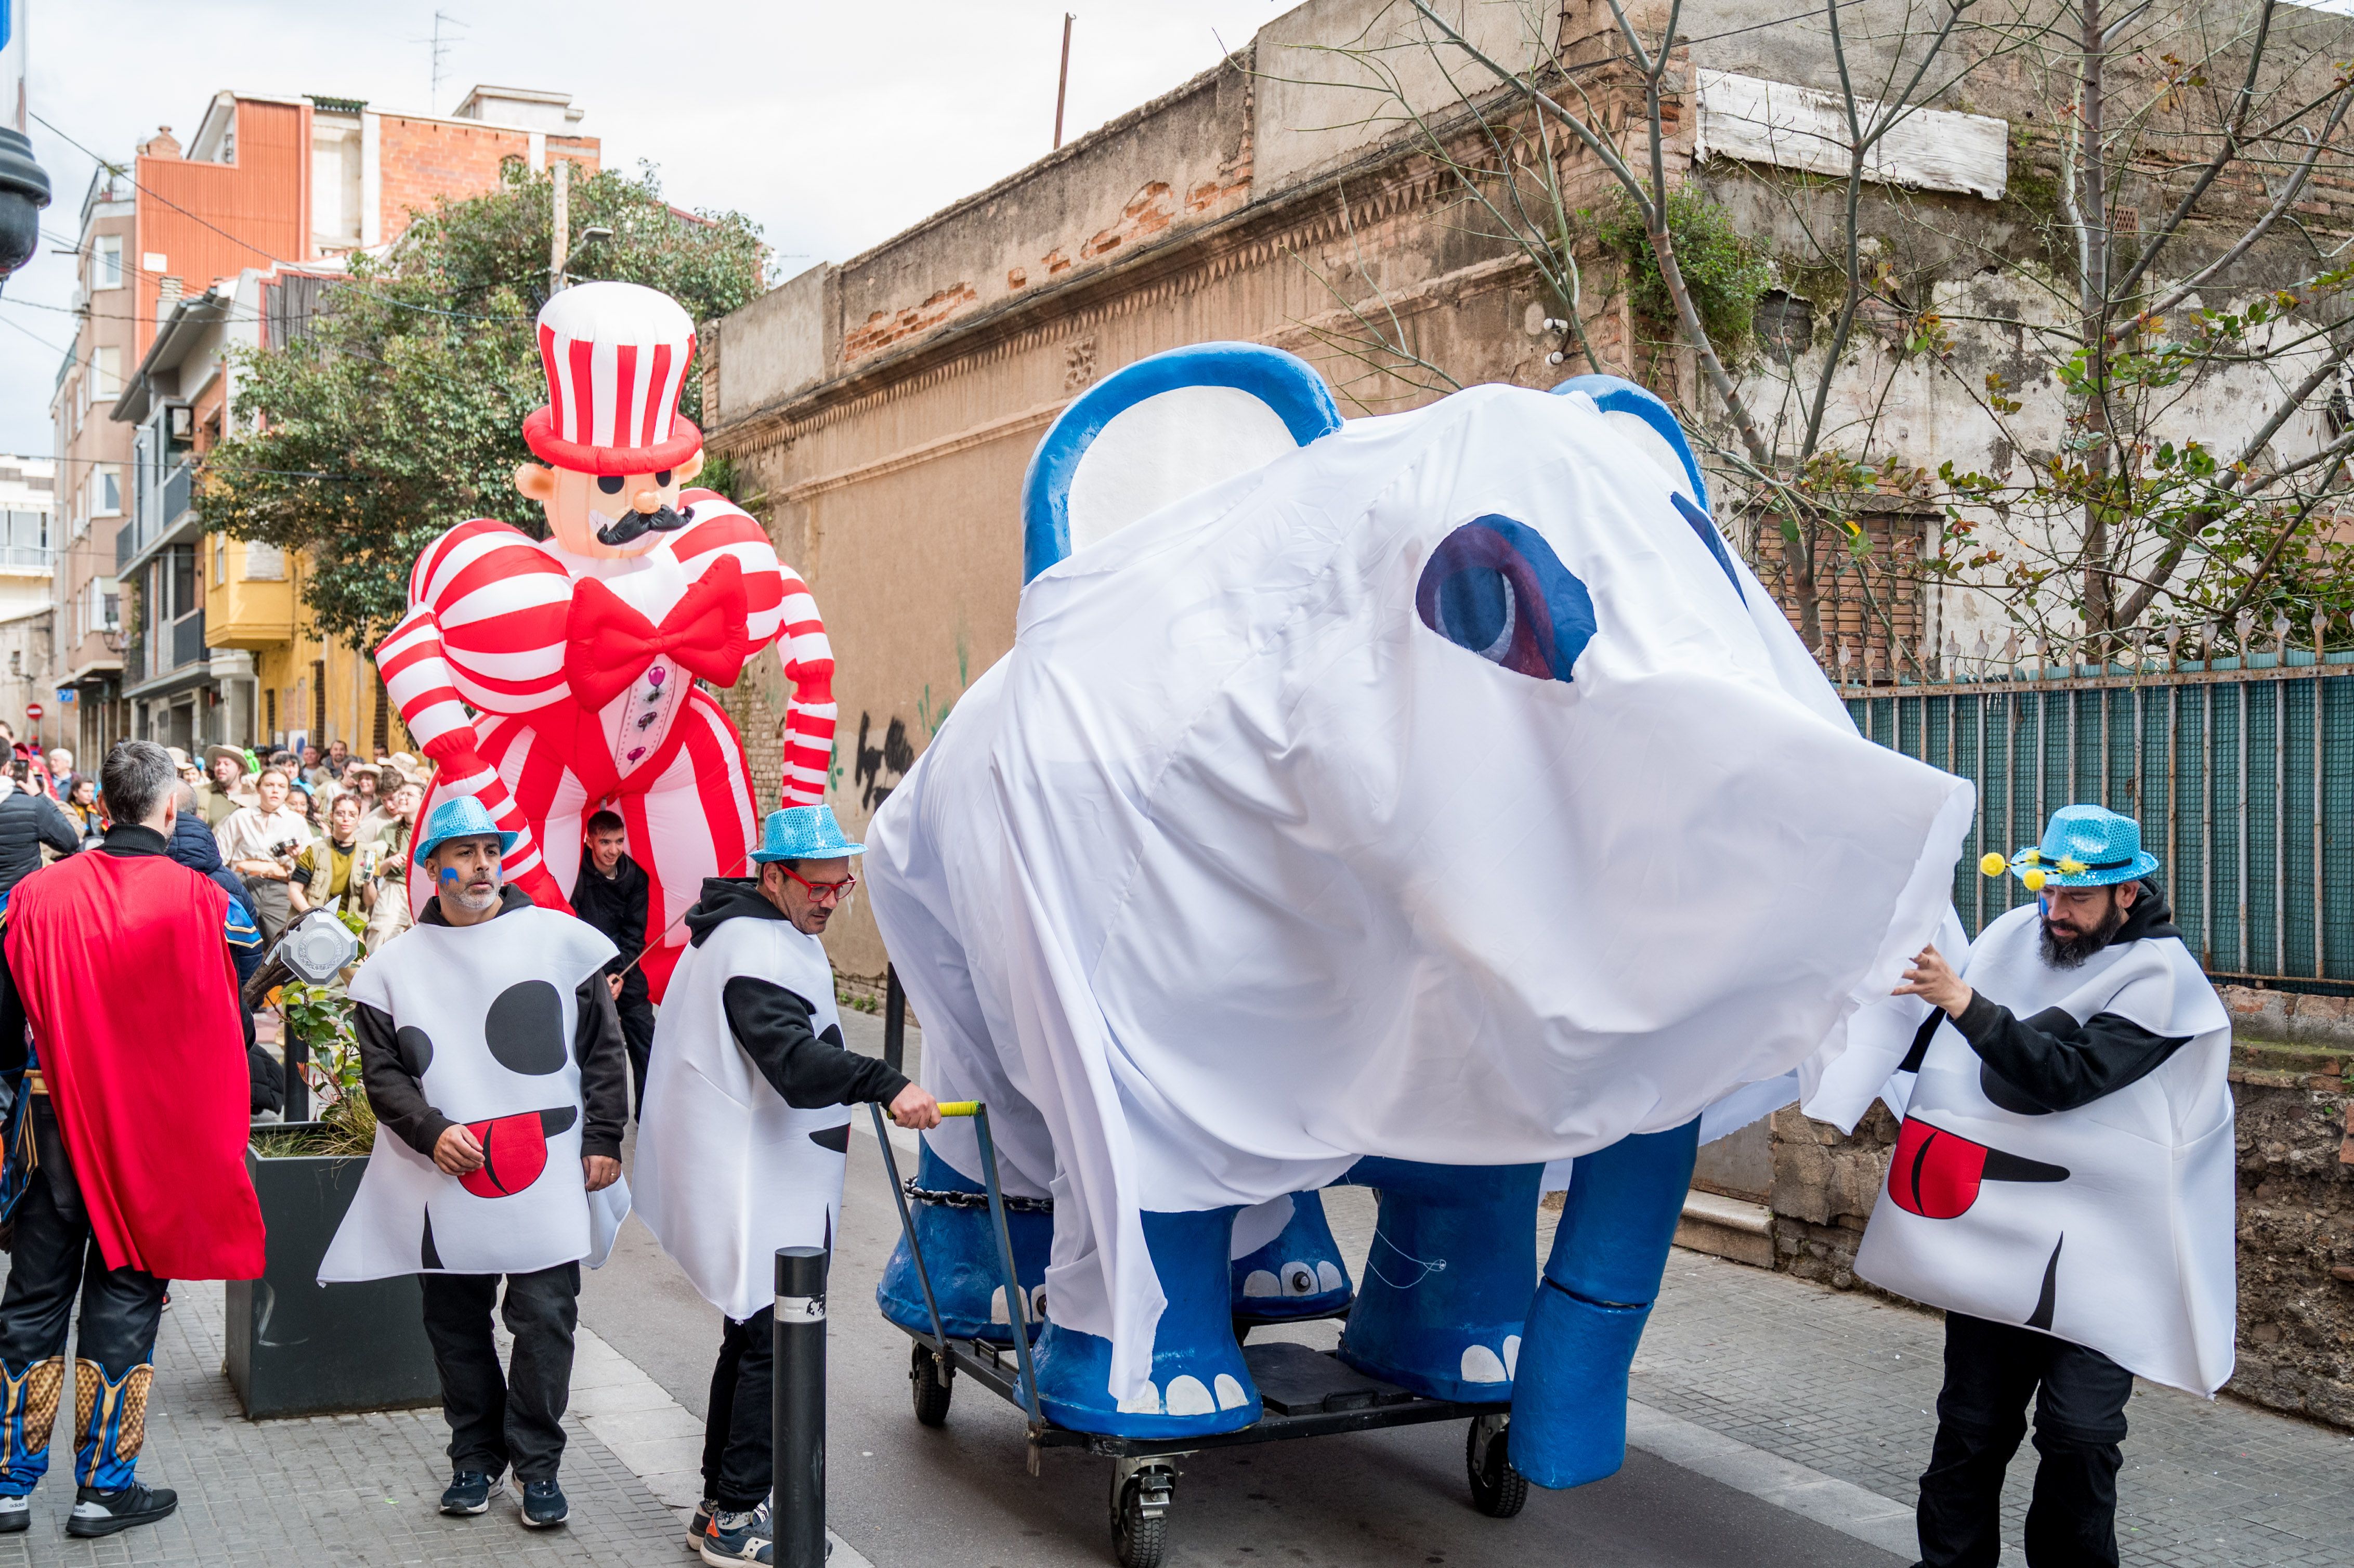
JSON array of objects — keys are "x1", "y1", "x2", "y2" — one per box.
[{"x1": 199, "y1": 164, "x2": 766, "y2": 647}]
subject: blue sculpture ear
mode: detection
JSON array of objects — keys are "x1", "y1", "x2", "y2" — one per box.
[
  {"x1": 1552, "y1": 375, "x2": 1738, "y2": 602},
  {"x1": 1550, "y1": 375, "x2": 1709, "y2": 514},
  {"x1": 1021, "y1": 343, "x2": 1343, "y2": 583}
]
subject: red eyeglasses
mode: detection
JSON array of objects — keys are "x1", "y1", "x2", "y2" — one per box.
[{"x1": 781, "y1": 865, "x2": 857, "y2": 905}]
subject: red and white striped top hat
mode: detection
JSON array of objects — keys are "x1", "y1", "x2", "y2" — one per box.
[{"x1": 522, "y1": 281, "x2": 703, "y2": 476}]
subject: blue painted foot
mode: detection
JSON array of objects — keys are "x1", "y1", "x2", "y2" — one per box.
[
  {"x1": 876, "y1": 1141, "x2": 1052, "y2": 1345},
  {"x1": 1335, "y1": 1158, "x2": 1542, "y2": 1402},
  {"x1": 1033, "y1": 1208, "x2": 1260, "y2": 1438},
  {"x1": 1509, "y1": 1119, "x2": 1699, "y2": 1489},
  {"x1": 1231, "y1": 1191, "x2": 1354, "y2": 1323}
]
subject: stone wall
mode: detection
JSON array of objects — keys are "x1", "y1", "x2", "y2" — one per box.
[{"x1": 1760, "y1": 987, "x2": 2354, "y2": 1428}]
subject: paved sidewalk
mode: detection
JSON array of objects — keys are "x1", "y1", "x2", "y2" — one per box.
[
  {"x1": 0, "y1": 1281, "x2": 678, "y2": 1566},
  {"x1": 1629, "y1": 1248, "x2": 2354, "y2": 1568}
]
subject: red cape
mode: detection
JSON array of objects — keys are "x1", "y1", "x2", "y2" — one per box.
[{"x1": 7, "y1": 850, "x2": 265, "y2": 1280}]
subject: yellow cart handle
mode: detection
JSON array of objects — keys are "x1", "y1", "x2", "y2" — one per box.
[{"x1": 936, "y1": 1101, "x2": 982, "y2": 1118}]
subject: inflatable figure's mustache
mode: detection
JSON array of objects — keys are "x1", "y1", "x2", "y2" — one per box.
[{"x1": 595, "y1": 504, "x2": 691, "y2": 546}]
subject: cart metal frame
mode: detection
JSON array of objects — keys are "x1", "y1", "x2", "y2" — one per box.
[{"x1": 866, "y1": 1098, "x2": 1528, "y2": 1565}]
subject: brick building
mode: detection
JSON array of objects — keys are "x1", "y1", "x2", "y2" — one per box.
[
  {"x1": 698, "y1": 0, "x2": 2354, "y2": 1429},
  {"x1": 51, "y1": 84, "x2": 596, "y2": 759}
]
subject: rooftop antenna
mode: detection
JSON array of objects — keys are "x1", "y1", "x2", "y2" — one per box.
[
  {"x1": 425, "y1": 10, "x2": 467, "y2": 114},
  {"x1": 1052, "y1": 13, "x2": 1075, "y2": 149}
]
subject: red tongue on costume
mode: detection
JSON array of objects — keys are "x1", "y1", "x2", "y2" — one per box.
[
  {"x1": 1888, "y1": 1118, "x2": 2069, "y2": 1219},
  {"x1": 460, "y1": 1112, "x2": 550, "y2": 1199}
]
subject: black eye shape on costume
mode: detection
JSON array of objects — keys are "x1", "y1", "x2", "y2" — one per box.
[
  {"x1": 484, "y1": 981, "x2": 567, "y2": 1075},
  {"x1": 1415, "y1": 516, "x2": 1597, "y2": 682},
  {"x1": 654, "y1": 469, "x2": 673, "y2": 487},
  {"x1": 597, "y1": 474, "x2": 625, "y2": 495}
]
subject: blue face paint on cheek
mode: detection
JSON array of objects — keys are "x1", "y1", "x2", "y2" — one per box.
[{"x1": 440, "y1": 868, "x2": 461, "y2": 887}]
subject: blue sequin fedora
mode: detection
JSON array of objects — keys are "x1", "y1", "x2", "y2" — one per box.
[
  {"x1": 1991, "y1": 803, "x2": 2159, "y2": 891},
  {"x1": 411, "y1": 795, "x2": 521, "y2": 868},
  {"x1": 750, "y1": 804, "x2": 865, "y2": 864}
]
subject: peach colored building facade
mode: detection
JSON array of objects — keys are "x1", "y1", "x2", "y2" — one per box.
[{"x1": 60, "y1": 86, "x2": 596, "y2": 758}]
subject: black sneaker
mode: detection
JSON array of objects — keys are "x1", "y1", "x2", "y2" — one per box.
[
  {"x1": 520, "y1": 1478, "x2": 568, "y2": 1528},
  {"x1": 699, "y1": 1502, "x2": 774, "y2": 1565},
  {"x1": 0, "y1": 1495, "x2": 27, "y2": 1533},
  {"x1": 440, "y1": 1470, "x2": 496, "y2": 1515},
  {"x1": 66, "y1": 1482, "x2": 178, "y2": 1538},
  {"x1": 687, "y1": 1497, "x2": 716, "y2": 1552}
]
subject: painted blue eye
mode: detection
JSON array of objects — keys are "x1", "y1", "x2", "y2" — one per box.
[
  {"x1": 1671, "y1": 492, "x2": 1744, "y2": 603},
  {"x1": 1415, "y1": 516, "x2": 1597, "y2": 682}
]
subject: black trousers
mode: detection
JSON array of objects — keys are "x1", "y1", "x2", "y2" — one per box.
[
  {"x1": 0, "y1": 1098, "x2": 166, "y2": 1377},
  {"x1": 617, "y1": 991, "x2": 656, "y2": 1119},
  {"x1": 1918, "y1": 1312, "x2": 2133, "y2": 1568},
  {"x1": 700, "y1": 1307, "x2": 775, "y2": 1511},
  {"x1": 419, "y1": 1263, "x2": 580, "y2": 1484}
]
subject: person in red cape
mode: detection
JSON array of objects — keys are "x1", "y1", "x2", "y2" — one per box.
[{"x1": 0, "y1": 739, "x2": 266, "y2": 1539}]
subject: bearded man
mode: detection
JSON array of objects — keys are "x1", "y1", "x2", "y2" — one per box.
[
  {"x1": 1862, "y1": 804, "x2": 2233, "y2": 1568},
  {"x1": 319, "y1": 796, "x2": 630, "y2": 1532}
]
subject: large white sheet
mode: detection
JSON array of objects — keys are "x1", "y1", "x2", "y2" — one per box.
[{"x1": 868, "y1": 384, "x2": 1974, "y2": 1404}]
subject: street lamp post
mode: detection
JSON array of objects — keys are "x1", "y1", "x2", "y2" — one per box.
[{"x1": 0, "y1": 1, "x2": 55, "y2": 293}]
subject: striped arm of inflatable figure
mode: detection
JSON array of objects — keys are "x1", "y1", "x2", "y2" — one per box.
[
  {"x1": 375, "y1": 549, "x2": 565, "y2": 906},
  {"x1": 673, "y1": 491, "x2": 836, "y2": 808},
  {"x1": 775, "y1": 569, "x2": 836, "y2": 807}
]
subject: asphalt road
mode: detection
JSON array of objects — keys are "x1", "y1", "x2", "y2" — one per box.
[{"x1": 578, "y1": 1016, "x2": 1905, "y2": 1568}]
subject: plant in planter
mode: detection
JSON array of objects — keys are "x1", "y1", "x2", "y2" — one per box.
[{"x1": 229, "y1": 947, "x2": 440, "y2": 1417}]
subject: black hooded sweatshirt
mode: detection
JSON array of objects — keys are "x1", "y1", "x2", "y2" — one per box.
[
  {"x1": 683, "y1": 876, "x2": 909, "y2": 1110},
  {"x1": 352, "y1": 884, "x2": 630, "y2": 1161},
  {"x1": 1899, "y1": 883, "x2": 2194, "y2": 1113}
]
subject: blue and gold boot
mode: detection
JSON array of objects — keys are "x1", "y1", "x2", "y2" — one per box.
[
  {"x1": 0, "y1": 1356, "x2": 65, "y2": 1531},
  {"x1": 67, "y1": 1360, "x2": 176, "y2": 1538}
]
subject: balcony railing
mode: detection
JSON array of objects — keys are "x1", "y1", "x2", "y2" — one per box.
[
  {"x1": 171, "y1": 609, "x2": 206, "y2": 671},
  {"x1": 0, "y1": 546, "x2": 53, "y2": 571},
  {"x1": 162, "y1": 461, "x2": 192, "y2": 529}
]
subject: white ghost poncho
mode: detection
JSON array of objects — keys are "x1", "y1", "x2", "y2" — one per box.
[
  {"x1": 1853, "y1": 902, "x2": 2236, "y2": 1394},
  {"x1": 634, "y1": 911, "x2": 853, "y2": 1325},
  {"x1": 320, "y1": 905, "x2": 629, "y2": 1282}
]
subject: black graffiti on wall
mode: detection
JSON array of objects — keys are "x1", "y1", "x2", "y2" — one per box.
[{"x1": 855, "y1": 712, "x2": 917, "y2": 809}]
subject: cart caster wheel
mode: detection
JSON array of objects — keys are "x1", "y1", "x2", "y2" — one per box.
[
  {"x1": 1466, "y1": 1413, "x2": 1527, "y2": 1518},
  {"x1": 1111, "y1": 1461, "x2": 1175, "y2": 1568},
  {"x1": 910, "y1": 1342, "x2": 954, "y2": 1427}
]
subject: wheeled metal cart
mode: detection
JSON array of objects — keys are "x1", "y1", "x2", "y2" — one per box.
[{"x1": 867, "y1": 1099, "x2": 1528, "y2": 1567}]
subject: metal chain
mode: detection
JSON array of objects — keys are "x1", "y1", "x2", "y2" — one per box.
[{"x1": 902, "y1": 1180, "x2": 1053, "y2": 1215}]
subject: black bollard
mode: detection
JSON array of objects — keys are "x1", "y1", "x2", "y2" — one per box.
[
  {"x1": 282, "y1": 1024, "x2": 310, "y2": 1123},
  {"x1": 774, "y1": 1245, "x2": 828, "y2": 1568}
]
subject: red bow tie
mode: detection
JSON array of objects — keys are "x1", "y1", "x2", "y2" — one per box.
[{"x1": 564, "y1": 556, "x2": 751, "y2": 710}]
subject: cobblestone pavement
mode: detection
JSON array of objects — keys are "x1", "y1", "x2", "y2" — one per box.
[
  {"x1": 0, "y1": 1277, "x2": 680, "y2": 1566},
  {"x1": 1628, "y1": 1247, "x2": 2354, "y2": 1568}
]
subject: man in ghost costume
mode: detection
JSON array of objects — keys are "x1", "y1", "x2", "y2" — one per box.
[
  {"x1": 634, "y1": 804, "x2": 939, "y2": 1565},
  {"x1": 319, "y1": 796, "x2": 632, "y2": 1531},
  {"x1": 1862, "y1": 804, "x2": 2233, "y2": 1568}
]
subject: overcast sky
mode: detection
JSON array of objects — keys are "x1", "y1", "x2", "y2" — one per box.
[{"x1": 0, "y1": 0, "x2": 1289, "y2": 455}]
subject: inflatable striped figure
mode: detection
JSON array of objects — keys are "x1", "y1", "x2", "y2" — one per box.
[{"x1": 377, "y1": 282, "x2": 834, "y2": 999}]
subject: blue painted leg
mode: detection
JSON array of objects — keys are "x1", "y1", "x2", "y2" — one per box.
[
  {"x1": 1031, "y1": 1208, "x2": 1261, "y2": 1438},
  {"x1": 1508, "y1": 1119, "x2": 1699, "y2": 1489},
  {"x1": 875, "y1": 1141, "x2": 1052, "y2": 1344},
  {"x1": 1335, "y1": 1158, "x2": 1542, "y2": 1402},
  {"x1": 1230, "y1": 1191, "x2": 1354, "y2": 1324}
]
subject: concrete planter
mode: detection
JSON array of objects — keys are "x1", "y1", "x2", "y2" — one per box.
[{"x1": 225, "y1": 1128, "x2": 440, "y2": 1418}]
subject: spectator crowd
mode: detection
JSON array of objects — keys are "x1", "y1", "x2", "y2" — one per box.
[{"x1": 0, "y1": 728, "x2": 426, "y2": 957}]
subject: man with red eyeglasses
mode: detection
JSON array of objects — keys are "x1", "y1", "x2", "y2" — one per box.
[
  {"x1": 635, "y1": 804, "x2": 938, "y2": 1565},
  {"x1": 1863, "y1": 804, "x2": 2232, "y2": 1568}
]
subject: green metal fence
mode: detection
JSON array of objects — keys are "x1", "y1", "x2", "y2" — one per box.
[{"x1": 1841, "y1": 650, "x2": 2354, "y2": 987}]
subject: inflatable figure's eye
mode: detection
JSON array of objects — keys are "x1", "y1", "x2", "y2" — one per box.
[{"x1": 1415, "y1": 516, "x2": 1597, "y2": 683}]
